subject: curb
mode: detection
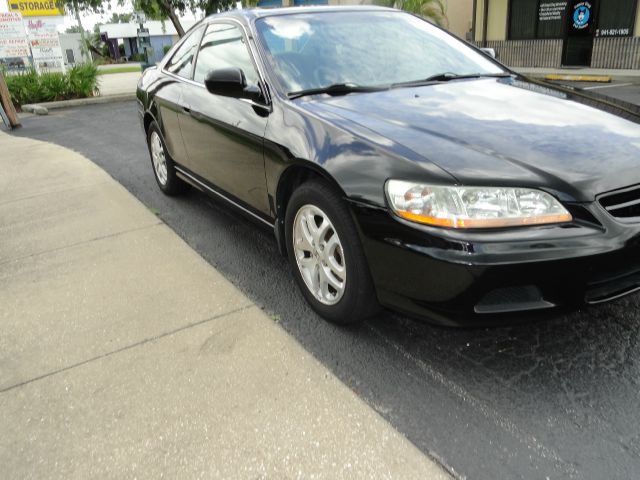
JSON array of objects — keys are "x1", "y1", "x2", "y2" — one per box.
[
  {"x1": 22, "y1": 93, "x2": 136, "y2": 114},
  {"x1": 543, "y1": 74, "x2": 612, "y2": 83},
  {"x1": 514, "y1": 69, "x2": 640, "y2": 83}
]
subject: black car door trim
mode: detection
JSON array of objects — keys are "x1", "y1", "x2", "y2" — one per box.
[{"x1": 174, "y1": 165, "x2": 275, "y2": 228}]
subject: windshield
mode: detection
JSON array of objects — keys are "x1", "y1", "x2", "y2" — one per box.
[{"x1": 254, "y1": 10, "x2": 506, "y2": 95}]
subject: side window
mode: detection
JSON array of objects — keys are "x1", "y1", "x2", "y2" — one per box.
[
  {"x1": 165, "y1": 26, "x2": 204, "y2": 78},
  {"x1": 193, "y1": 23, "x2": 259, "y2": 86}
]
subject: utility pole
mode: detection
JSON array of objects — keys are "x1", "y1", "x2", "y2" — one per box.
[{"x1": 0, "y1": 71, "x2": 21, "y2": 129}]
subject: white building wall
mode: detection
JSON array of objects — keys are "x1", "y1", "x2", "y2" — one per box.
[{"x1": 58, "y1": 33, "x2": 84, "y2": 66}]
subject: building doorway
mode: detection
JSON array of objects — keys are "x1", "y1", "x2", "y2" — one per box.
[{"x1": 562, "y1": 0, "x2": 598, "y2": 66}]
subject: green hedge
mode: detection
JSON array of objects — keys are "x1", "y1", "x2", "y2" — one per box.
[{"x1": 5, "y1": 64, "x2": 99, "y2": 107}]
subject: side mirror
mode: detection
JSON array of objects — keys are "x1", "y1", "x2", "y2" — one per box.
[
  {"x1": 204, "y1": 67, "x2": 261, "y2": 101},
  {"x1": 480, "y1": 47, "x2": 496, "y2": 59}
]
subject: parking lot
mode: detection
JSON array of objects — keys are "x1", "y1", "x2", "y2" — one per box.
[
  {"x1": 9, "y1": 80, "x2": 640, "y2": 479},
  {"x1": 548, "y1": 78, "x2": 640, "y2": 105}
]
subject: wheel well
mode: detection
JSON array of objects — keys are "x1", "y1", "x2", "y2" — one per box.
[
  {"x1": 143, "y1": 112, "x2": 154, "y2": 135},
  {"x1": 274, "y1": 164, "x2": 342, "y2": 256}
]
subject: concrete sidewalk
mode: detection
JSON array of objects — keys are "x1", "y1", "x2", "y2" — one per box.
[
  {"x1": 0, "y1": 132, "x2": 449, "y2": 479},
  {"x1": 98, "y1": 71, "x2": 141, "y2": 96}
]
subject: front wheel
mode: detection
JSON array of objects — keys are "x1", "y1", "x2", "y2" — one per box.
[{"x1": 285, "y1": 180, "x2": 380, "y2": 325}]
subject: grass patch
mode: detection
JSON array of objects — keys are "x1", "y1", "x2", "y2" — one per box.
[{"x1": 98, "y1": 66, "x2": 142, "y2": 75}]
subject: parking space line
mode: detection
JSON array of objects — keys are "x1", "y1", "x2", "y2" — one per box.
[{"x1": 583, "y1": 83, "x2": 634, "y2": 90}]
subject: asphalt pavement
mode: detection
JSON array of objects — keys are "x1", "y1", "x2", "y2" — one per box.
[
  {"x1": 10, "y1": 87, "x2": 640, "y2": 479},
  {"x1": 546, "y1": 78, "x2": 640, "y2": 105}
]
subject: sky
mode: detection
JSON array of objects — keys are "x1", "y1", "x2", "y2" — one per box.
[{"x1": 0, "y1": 0, "x2": 200, "y2": 33}]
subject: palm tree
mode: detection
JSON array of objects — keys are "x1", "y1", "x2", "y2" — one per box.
[{"x1": 376, "y1": 0, "x2": 448, "y2": 28}]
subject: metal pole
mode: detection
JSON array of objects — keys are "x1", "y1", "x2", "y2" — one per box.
[
  {"x1": 471, "y1": 0, "x2": 477, "y2": 42},
  {"x1": 482, "y1": 0, "x2": 489, "y2": 47}
]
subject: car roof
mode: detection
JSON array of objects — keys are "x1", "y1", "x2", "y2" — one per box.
[{"x1": 204, "y1": 5, "x2": 397, "y2": 23}]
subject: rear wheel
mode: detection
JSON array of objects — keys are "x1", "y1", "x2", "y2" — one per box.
[
  {"x1": 147, "y1": 121, "x2": 187, "y2": 196},
  {"x1": 285, "y1": 180, "x2": 380, "y2": 325}
]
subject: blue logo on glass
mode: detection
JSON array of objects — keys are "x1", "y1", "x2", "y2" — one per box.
[{"x1": 573, "y1": 5, "x2": 590, "y2": 28}]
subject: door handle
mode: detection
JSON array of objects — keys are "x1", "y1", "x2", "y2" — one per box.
[{"x1": 182, "y1": 106, "x2": 191, "y2": 114}]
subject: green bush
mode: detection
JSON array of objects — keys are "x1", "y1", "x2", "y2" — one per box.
[
  {"x1": 163, "y1": 45, "x2": 172, "y2": 55},
  {"x1": 131, "y1": 53, "x2": 146, "y2": 62},
  {"x1": 5, "y1": 64, "x2": 99, "y2": 107},
  {"x1": 39, "y1": 72, "x2": 71, "y2": 101},
  {"x1": 68, "y1": 64, "x2": 99, "y2": 98}
]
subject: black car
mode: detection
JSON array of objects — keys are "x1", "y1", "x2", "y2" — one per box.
[{"x1": 137, "y1": 6, "x2": 640, "y2": 326}]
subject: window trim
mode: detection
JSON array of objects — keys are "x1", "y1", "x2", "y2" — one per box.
[
  {"x1": 161, "y1": 17, "x2": 272, "y2": 107},
  {"x1": 163, "y1": 24, "x2": 206, "y2": 80},
  {"x1": 192, "y1": 20, "x2": 260, "y2": 87}
]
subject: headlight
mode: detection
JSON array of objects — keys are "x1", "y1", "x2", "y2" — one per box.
[{"x1": 385, "y1": 180, "x2": 572, "y2": 228}]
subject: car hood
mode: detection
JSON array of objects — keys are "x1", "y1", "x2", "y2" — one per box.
[{"x1": 297, "y1": 77, "x2": 640, "y2": 202}]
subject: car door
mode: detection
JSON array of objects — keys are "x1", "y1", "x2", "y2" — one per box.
[
  {"x1": 159, "y1": 25, "x2": 205, "y2": 170},
  {"x1": 178, "y1": 21, "x2": 270, "y2": 215}
]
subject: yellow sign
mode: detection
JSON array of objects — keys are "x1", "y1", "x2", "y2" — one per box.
[{"x1": 8, "y1": 0, "x2": 64, "y2": 17}]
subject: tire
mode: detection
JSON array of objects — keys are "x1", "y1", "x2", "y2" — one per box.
[
  {"x1": 146, "y1": 121, "x2": 187, "y2": 196},
  {"x1": 285, "y1": 179, "x2": 380, "y2": 325}
]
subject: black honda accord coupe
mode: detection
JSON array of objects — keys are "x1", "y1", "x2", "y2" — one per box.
[{"x1": 137, "y1": 6, "x2": 640, "y2": 326}]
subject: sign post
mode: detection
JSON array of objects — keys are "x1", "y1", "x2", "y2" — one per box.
[{"x1": 135, "y1": 13, "x2": 153, "y2": 69}]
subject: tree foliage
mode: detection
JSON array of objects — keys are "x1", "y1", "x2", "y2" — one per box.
[
  {"x1": 64, "y1": 25, "x2": 85, "y2": 34},
  {"x1": 107, "y1": 12, "x2": 134, "y2": 23},
  {"x1": 376, "y1": 0, "x2": 448, "y2": 27},
  {"x1": 131, "y1": 0, "x2": 236, "y2": 37}
]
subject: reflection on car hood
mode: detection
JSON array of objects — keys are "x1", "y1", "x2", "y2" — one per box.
[{"x1": 298, "y1": 77, "x2": 640, "y2": 202}]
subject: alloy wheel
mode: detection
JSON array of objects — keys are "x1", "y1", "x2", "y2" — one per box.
[
  {"x1": 150, "y1": 131, "x2": 168, "y2": 186},
  {"x1": 293, "y1": 204, "x2": 346, "y2": 305}
]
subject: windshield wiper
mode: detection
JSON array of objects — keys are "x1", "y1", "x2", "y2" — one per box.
[
  {"x1": 288, "y1": 83, "x2": 388, "y2": 100},
  {"x1": 392, "y1": 72, "x2": 512, "y2": 88}
]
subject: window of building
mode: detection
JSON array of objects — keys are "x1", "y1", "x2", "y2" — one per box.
[
  {"x1": 509, "y1": 0, "x2": 567, "y2": 40},
  {"x1": 165, "y1": 26, "x2": 204, "y2": 78},
  {"x1": 597, "y1": 0, "x2": 637, "y2": 37},
  {"x1": 509, "y1": 0, "x2": 540, "y2": 39},
  {"x1": 508, "y1": 0, "x2": 637, "y2": 40},
  {"x1": 193, "y1": 23, "x2": 259, "y2": 85}
]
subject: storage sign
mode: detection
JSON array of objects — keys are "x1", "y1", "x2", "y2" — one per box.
[{"x1": 8, "y1": 0, "x2": 64, "y2": 17}]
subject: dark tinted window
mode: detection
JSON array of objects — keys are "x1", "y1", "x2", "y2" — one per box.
[
  {"x1": 598, "y1": 0, "x2": 636, "y2": 37},
  {"x1": 165, "y1": 26, "x2": 204, "y2": 78},
  {"x1": 509, "y1": 0, "x2": 568, "y2": 39},
  {"x1": 509, "y1": 0, "x2": 539, "y2": 39},
  {"x1": 193, "y1": 23, "x2": 258, "y2": 85},
  {"x1": 537, "y1": 0, "x2": 566, "y2": 38}
]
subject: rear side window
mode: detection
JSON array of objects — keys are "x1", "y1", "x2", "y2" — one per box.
[
  {"x1": 165, "y1": 26, "x2": 204, "y2": 78},
  {"x1": 193, "y1": 23, "x2": 259, "y2": 85}
]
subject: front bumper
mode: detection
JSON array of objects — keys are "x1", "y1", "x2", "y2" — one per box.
[{"x1": 352, "y1": 201, "x2": 640, "y2": 326}]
